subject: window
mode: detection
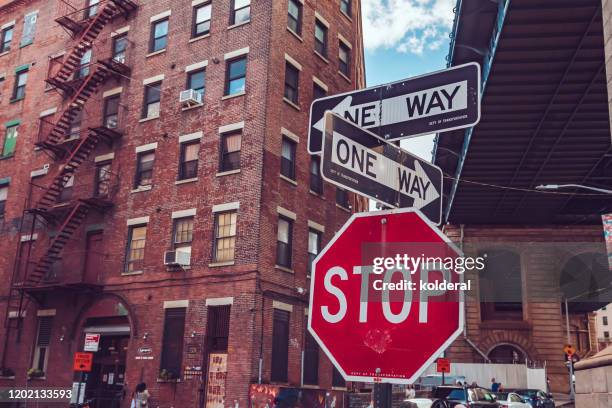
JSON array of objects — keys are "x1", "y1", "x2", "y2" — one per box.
[
  {"x1": 94, "y1": 162, "x2": 111, "y2": 197},
  {"x1": 213, "y1": 211, "x2": 237, "y2": 262},
  {"x1": 150, "y1": 18, "x2": 168, "y2": 53},
  {"x1": 160, "y1": 307, "x2": 186, "y2": 379},
  {"x1": 12, "y1": 70, "x2": 27, "y2": 100},
  {"x1": 135, "y1": 151, "x2": 155, "y2": 188},
  {"x1": 173, "y1": 217, "x2": 194, "y2": 261},
  {"x1": 287, "y1": 0, "x2": 302, "y2": 35},
  {"x1": 112, "y1": 34, "x2": 128, "y2": 63},
  {"x1": 604, "y1": 316, "x2": 608, "y2": 326},
  {"x1": 303, "y1": 330, "x2": 319, "y2": 385},
  {"x1": 103, "y1": 95, "x2": 120, "y2": 129},
  {"x1": 332, "y1": 366, "x2": 345, "y2": 387},
  {"x1": 271, "y1": 309, "x2": 289, "y2": 382},
  {"x1": 313, "y1": 82, "x2": 326, "y2": 100},
  {"x1": 178, "y1": 142, "x2": 200, "y2": 180},
  {"x1": 20, "y1": 11, "x2": 37, "y2": 47},
  {"x1": 219, "y1": 131, "x2": 241, "y2": 172},
  {"x1": 339, "y1": 41, "x2": 350, "y2": 77},
  {"x1": 187, "y1": 69, "x2": 206, "y2": 98},
  {"x1": 206, "y1": 305, "x2": 231, "y2": 352},
  {"x1": 230, "y1": 0, "x2": 250, "y2": 25},
  {"x1": 284, "y1": 63, "x2": 299, "y2": 104},
  {"x1": 2, "y1": 124, "x2": 18, "y2": 157},
  {"x1": 336, "y1": 188, "x2": 349, "y2": 208},
  {"x1": 276, "y1": 216, "x2": 293, "y2": 268},
  {"x1": 125, "y1": 224, "x2": 147, "y2": 272},
  {"x1": 314, "y1": 20, "x2": 327, "y2": 57},
  {"x1": 192, "y1": 3, "x2": 211, "y2": 37},
  {"x1": 58, "y1": 174, "x2": 74, "y2": 203},
  {"x1": 479, "y1": 250, "x2": 523, "y2": 320},
  {"x1": 66, "y1": 109, "x2": 83, "y2": 139},
  {"x1": 225, "y1": 57, "x2": 247, "y2": 96},
  {"x1": 340, "y1": 0, "x2": 351, "y2": 16},
  {"x1": 605, "y1": 331, "x2": 610, "y2": 339},
  {"x1": 308, "y1": 229, "x2": 321, "y2": 276},
  {"x1": 1, "y1": 25, "x2": 13, "y2": 53},
  {"x1": 310, "y1": 156, "x2": 323, "y2": 194},
  {"x1": 280, "y1": 137, "x2": 296, "y2": 180},
  {"x1": 142, "y1": 82, "x2": 161, "y2": 119},
  {"x1": 0, "y1": 186, "x2": 7, "y2": 221},
  {"x1": 32, "y1": 316, "x2": 53, "y2": 374},
  {"x1": 85, "y1": 0, "x2": 99, "y2": 18},
  {"x1": 75, "y1": 49, "x2": 92, "y2": 79}
]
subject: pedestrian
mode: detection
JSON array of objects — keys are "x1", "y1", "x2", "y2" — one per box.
[
  {"x1": 131, "y1": 382, "x2": 150, "y2": 408},
  {"x1": 471, "y1": 381, "x2": 478, "y2": 387},
  {"x1": 498, "y1": 383, "x2": 504, "y2": 392},
  {"x1": 405, "y1": 385, "x2": 416, "y2": 399},
  {"x1": 491, "y1": 378, "x2": 500, "y2": 392}
]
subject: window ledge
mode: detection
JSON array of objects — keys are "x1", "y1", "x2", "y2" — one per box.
[
  {"x1": 283, "y1": 98, "x2": 301, "y2": 111},
  {"x1": 217, "y1": 169, "x2": 241, "y2": 177},
  {"x1": 332, "y1": 387, "x2": 348, "y2": 391},
  {"x1": 131, "y1": 185, "x2": 153, "y2": 193},
  {"x1": 146, "y1": 49, "x2": 166, "y2": 58},
  {"x1": 139, "y1": 115, "x2": 160, "y2": 123},
  {"x1": 280, "y1": 174, "x2": 297, "y2": 186},
  {"x1": 27, "y1": 377, "x2": 46, "y2": 381},
  {"x1": 157, "y1": 378, "x2": 181, "y2": 383},
  {"x1": 338, "y1": 71, "x2": 351, "y2": 83},
  {"x1": 122, "y1": 270, "x2": 144, "y2": 276},
  {"x1": 19, "y1": 41, "x2": 32, "y2": 49},
  {"x1": 314, "y1": 51, "x2": 329, "y2": 64},
  {"x1": 340, "y1": 10, "x2": 352, "y2": 21},
  {"x1": 182, "y1": 103, "x2": 204, "y2": 112},
  {"x1": 9, "y1": 96, "x2": 24, "y2": 103},
  {"x1": 275, "y1": 265, "x2": 294, "y2": 274},
  {"x1": 188, "y1": 33, "x2": 210, "y2": 43},
  {"x1": 175, "y1": 177, "x2": 198, "y2": 185},
  {"x1": 209, "y1": 261, "x2": 235, "y2": 267},
  {"x1": 0, "y1": 50, "x2": 9, "y2": 58},
  {"x1": 221, "y1": 90, "x2": 246, "y2": 100},
  {"x1": 287, "y1": 27, "x2": 303, "y2": 42},
  {"x1": 0, "y1": 376, "x2": 15, "y2": 380},
  {"x1": 0, "y1": 154, "x2": 15, "y2": 161},
  {"x1": 309, "y1": 189, "x2": 324, "y2": 198},
  {"x1": 228, "y1": 20, "x2": 250, "y2": 30},
  {"x1": 336, "y1": 203, "x2": 351, "y2": 213}
]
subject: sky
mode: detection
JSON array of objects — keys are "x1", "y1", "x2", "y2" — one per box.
[{"x1": 361, "y1": 0, "x2": 456, "y2": 161}]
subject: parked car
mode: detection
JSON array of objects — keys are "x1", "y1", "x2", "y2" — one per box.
[
  {"x1": 509, "y1": 390, "x2": 555, "y2": 408},
  {"x1": 493, "y1": 392, "x2": 531, "y2": 408},
  {"x1": 404, "y1": 398, "x2": 434, "y2": 408},
  {"x1": 430, "y1": 386, "x2": 501, "y2": 408}
]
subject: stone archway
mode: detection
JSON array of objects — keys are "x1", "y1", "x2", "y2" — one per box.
[
  {"x1": 69, "y1": 293, "x2": 138, "y2": 341},
  {"x1": 479, "y1": 332, "x2": 537, "y2": 363},
  {"x1": 487, "y1": 343, "x2": 528, "y2": 364}
]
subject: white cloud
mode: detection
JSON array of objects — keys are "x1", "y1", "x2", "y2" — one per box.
[{"x1": 362, "y1": 0, "x2": 455, "y2": 55}]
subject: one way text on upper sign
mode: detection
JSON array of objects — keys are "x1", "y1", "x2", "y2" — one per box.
[{"x1": 309, "y1": 62, "x2": 480, "y2": 154}]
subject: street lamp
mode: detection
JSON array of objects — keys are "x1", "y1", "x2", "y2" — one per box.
[{"x1": 535, "y1": 184, "x2": 612, "y2": 194}]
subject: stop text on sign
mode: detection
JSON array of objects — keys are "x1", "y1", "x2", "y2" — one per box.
[{"x1": 322, "y1": 264, "x2": 461, "y2": 325}]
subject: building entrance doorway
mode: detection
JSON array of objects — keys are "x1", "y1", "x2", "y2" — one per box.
[{"x1": 80, "y1": 317, "x2": 130, "y2": 408}]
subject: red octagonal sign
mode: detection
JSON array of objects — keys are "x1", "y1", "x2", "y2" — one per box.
[{"x1": 308, "y1": 208, "x2": 464, "y2": 383}]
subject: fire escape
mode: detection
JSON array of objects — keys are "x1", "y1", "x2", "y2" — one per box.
[{"x1": 1, "y1": 0, "x2": 137, "y2": 370}]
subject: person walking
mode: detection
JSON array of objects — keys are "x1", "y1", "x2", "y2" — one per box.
[
  {"x1": 490, "y1": 378, "x2": 500, "y2": 393},
  {"x1": 131, "y1": 383, "x2": 150, "y2": 408}
]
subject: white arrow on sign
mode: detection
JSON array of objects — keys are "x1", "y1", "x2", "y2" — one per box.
[
  {"x1": 330, "y1": 132, "x2": 440, "y2": 208},
  {"x1": 314, "y1": 80, "x2": 468, "y2": 133}
]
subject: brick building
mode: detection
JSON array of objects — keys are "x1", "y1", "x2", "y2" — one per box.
[
  {"x1": 435, "y1": 0, "x2": 612, "y2": 393},
  {"x1": 0, "y1": 0, "x2": 366, "y2": 406}
]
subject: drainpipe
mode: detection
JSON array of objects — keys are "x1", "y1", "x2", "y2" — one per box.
[{"x1": 459, "y1": 224, "x2": 490, "y2": 362}]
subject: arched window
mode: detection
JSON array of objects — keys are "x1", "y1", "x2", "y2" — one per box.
[
  {"x1": 488, "y1": 344, "x2": 526, "y2": 364},
  {"x1": 479, "y1": 249, "x2": 523, "y2": 321}
]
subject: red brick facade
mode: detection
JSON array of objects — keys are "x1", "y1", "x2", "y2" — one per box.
[{"x1": 0, "y1": 0, "x2": 366, "y2": 406}]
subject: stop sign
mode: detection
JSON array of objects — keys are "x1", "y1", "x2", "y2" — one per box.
[{"x1": 308, "y1": 208, "x2": 464, "y2": 383}]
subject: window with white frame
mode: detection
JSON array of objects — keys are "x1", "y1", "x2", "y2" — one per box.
[{"x1": 213, "y1": 211, "x2": 237, "y2": 262}]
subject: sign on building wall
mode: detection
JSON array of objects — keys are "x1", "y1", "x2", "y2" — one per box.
[
  {"x1": 206, "y1": 353, "x2": 228, "y2": 408},
  {"x1": 603, "y1": 214, "x2": 612, "y2": 269}
]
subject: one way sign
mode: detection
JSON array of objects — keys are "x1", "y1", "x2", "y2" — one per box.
[
  {"x1": 309, "y1": 62, "x2": 480, "y2": 154},
  {"x1": 321, "y1": 112, "x2": 443, "y2": 224}
]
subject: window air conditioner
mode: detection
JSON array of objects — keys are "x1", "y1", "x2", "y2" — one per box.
[
  {"x1": 164, "y1": 250, "x2": 191, "y2": 266},
  {"x1": 179, "y1": 89, "x2": 202, "y2": 107}
]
